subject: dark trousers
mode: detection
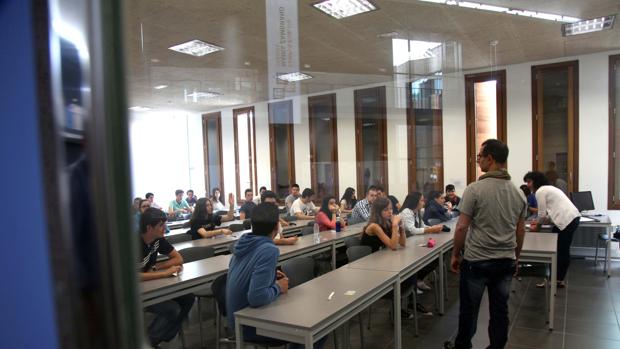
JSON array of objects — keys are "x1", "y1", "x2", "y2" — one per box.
[
  {"x1": 244, "y1": 327, "x2": 328, "y2": 349},
  {"x1": 455, "y1": 259, "x2": 516, "y2": 349},
  {"x1": 552, "y1": 217, "x2": 580, "y2": 281},
  {"x1": 145, "y1": 293, "x2": 195, "y2": 346}
]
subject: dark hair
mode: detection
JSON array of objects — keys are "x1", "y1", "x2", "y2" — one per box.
[
  {"x1": 366, "y1": 185, "x2": 378, "y2": 194},
  {"x1": 291, "y1": 183, "x2": 300, "y2": 189},
  {"x1": 139, "y1": 208, "x2": 167, "y2": 234},
  {"x1": 340, "y1": 187, "x2": 357, "y2": 207},
  {"x1": 363, "y1": 197, "x2": 392, "y2": 235},
  {"x1": 145, "y1": 192, "x2": 154, "y2": 199},
  {"x1": 480, "y1": 139, "x2": 509, "y2": 164},
  {"x1": 374, "y1": 185, "x2": 384, "y2": 193},
  {"x1": 523, "y1": 171, "x2": 549, "y2": 191},
  {"x1": 400, "y1": 192, "x2": 423, "y2": 212},
  {"x1": 261, "y1": 190, "x2": 277, "y2": 202},
  {"x1": 427, "y1": 190, "x2": 442, "y2": 201},
  {"x1": 190, "y1": 198, "x2": 212, "y2": 225},
  {"x1": 211, "y1": 187, "x2": 224, "y2": 205},
  {"x1": 319, "y1": 196, "x2": 336, "y2": 217},
  {"x1": 251, "y1": 203, "x2": 280, "y2": 236},
  {"x1": 187, "y1": 189, "x2": 194, "y2": 195},
  {"x1": 175, "y1": 189, "x2": 184, "y2": 196},
  {"x1": 259, "y1": 186, "x2": 267, "y2": 192},
  {"x1": 301, "y1": 188, "x2": 315, "y2": 198},
  {"x1": 139, "y1": 199, "x2": 150, "y2": 208},
  {"x1": 244, "y1": 188, "x2": 252, "y2": 195},
  {"x1": 519, "y1": 185, "x2": 531, "y2": 197},
  {"x1": 445, "y1": 184, "x2": 455, "y2": 192}
]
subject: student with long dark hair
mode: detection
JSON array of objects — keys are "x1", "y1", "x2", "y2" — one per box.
[
  {"x1": 211, "y1": 187, "x2": 225, "y2": 211},
  {"x1": 339, "y1": 187, "x2": 357, "y2": 214},
  {"x1": 360, "y1": 197, "x2": 405, "y2": 252},
  {"x1": 315, "y1": 195, "x2": 340, "y2": 231},
  {"x1": 186, "y1": 194, "x2": 235, "y2": 240},
  {"x1": 400, "y1": 192, "x2": 443, "y2": 235}
]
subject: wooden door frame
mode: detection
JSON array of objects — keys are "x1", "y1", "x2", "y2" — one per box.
[
  {"x1": 232, "y1": 106, "x2": 257, "y2": 203},
  {"x1": 531, "y1": 60, "x2": 579, "y2": 193},
  {"x1": 201, "y1": 112, "x2": 224, "y2": 198},
  {"x1": 268, "y1": 100, "x2": 296, "y2": 200},
  {"x1": 308, "y1": 93, "x2": 339, "y2": 201},
  {"x1": 354, "y1": 86, "x2": 388, "y2": 196},
  {"x1": 406, "y1": 81, "x2": 444, "y2": 193},
  {"x1": 608, "y1": 55, "x2": 620, "y2": 209},
  {"x1": 464, "y1": 70, "x2": 507, "y2": 183}
]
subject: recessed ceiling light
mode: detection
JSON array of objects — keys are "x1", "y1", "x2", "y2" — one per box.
[
  {"x1": 312, "y1": 0, "x2": 377, "y2": 19},
  {"x1": 304, "y1": 64, "x2": 311, "y2": 68},
  {"x1": 150, "y1": 58, "x2": 160, "y2": 63},
  {"x1": 378, "y1": 68, "x2": 387, "y2": 72},
  {"x1": 277, "y1": 72, "x2": 313, "y2": 82},
  {"x1": 168, "y1": 39, "x2": 224, "y2": 57},
  {"x1": 128, "y1": 106, "x2": 152, "y2": 112},
  {"x1": 244, "y1": 61, "x2": 251, "y2": 66},
  {"x1": 186, "y1": 91, "x2": 220, "y2": 98},
  {"x1": 154, "y1": 85, "x2": 168, "y2": 90},
  {"x1": 418, "y1": 0, "x2": 580, "y2": 23},
  {"x1": 562, "y1": 15, "x2": 616, "y2": 36}
]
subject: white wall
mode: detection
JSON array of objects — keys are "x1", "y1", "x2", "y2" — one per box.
[
  {"x1": 129, "y1": 49, "x2": 620, "y2": 211},
  {"x1": 129, "y1": 111, "x2": 205, "y2": 205}
]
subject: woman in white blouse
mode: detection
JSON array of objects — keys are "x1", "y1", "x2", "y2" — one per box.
[
  {"x1": 524, "y1": 171, "x2": 580, "y2": 288},
  {"x1": 400, "y1": 192, "x2": 444, "y2": 235}
]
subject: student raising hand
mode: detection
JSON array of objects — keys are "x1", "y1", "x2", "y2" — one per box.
[{"x1": 228, "y1": 192, "x2": 235, "y2": 207}]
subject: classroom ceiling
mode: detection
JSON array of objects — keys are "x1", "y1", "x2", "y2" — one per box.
[{"x1": 123, "y1": 0, "x2": 620, "y2": 113}]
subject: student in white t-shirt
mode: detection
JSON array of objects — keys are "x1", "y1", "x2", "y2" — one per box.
[
  {"x1": 290, "y1": 188, "x2": 318, "y2": 220},
  {"x1": 524, "y1": 171, "x2": 580, "y2": 288}
]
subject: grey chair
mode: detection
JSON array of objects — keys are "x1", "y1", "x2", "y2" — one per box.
[
  {"x1": 344, "y1": 236, "x2": 361, "y2": 248},
  {"x1": 595, "y1": 232, "x2": 619, "y2": 272},
  {"x1": 228, "y1": 223, "x2": 245, "y2": 232},
  {"x1": 281, "y1": 257, "x2": 315, "y2": 288},
  {"x1": 166, "y1": 233, "x2": 192, "y2": 244},
  {"x1": 242, "y1": 219, "x2": 252, "y2": 230},
  {"x1": 345, "y1": 245, "x2": 371, "y2": 348},
  {"x1": 178, "y1": 247, "x2": 215, "y2": 346},
  {"x1": 307, "y1": 221, "x2": 316, "y2": 227},
  {"x1": 300, "y1": 226, "x2": 314, "y2": 236}
]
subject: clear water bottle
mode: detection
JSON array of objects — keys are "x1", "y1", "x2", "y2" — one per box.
[{"x1": 313, "y1": 222, "x2": 320, "y2": 243}]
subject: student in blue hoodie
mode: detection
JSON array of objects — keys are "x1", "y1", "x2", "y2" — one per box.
[{"x1": 226, "y1": 203, "x2": 325, "y2": 348}]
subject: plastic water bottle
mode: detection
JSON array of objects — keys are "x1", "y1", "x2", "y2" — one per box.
[{"x1": 313, "y1": 222, "x2": 320, "y2": 243}]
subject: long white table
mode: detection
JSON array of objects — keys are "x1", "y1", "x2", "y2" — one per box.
[{"x1": 234, "y1": 267, "x2": 400, "y2": 349}]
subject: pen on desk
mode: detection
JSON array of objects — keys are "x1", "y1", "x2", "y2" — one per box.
[{"x1": 328, "y1": 291, "x2": 335, "y2": 300}]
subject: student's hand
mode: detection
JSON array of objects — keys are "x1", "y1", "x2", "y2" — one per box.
[
  {"x1": 450, "y1": 254, "x2": 461, "y2": 273},
  {"x1": 431, "y1": 224, "x2": 443, "y2": 233},
  {"x1": 446, "y1": 201, "x2": 453, "y2": 210},
  {"x1": 276, "y1": 270, "x2": 287, "y2": 280},
  {"x1": 329, "y1": 204, "x2": 339, "y2": 212},
  {"x1": 228, "y1": 193, "x2": 235, "y2": 207},
  {"x1": 276, "y1": 276, "x2": 289, "y2": 294},
  {"x1": 530, "y1": 221, "x2": 539, "y2": 232},
  {"x1": 165, "y1": 265, "x2": 182, "y2": 276},
  {"x1": 281, "y1": 221, "x2": 289, "y2": 227},
  {"x1": 514, "y1": 259, "x2": 520, "y2": 277},
  {"x1": 221, "y1": 229, "x2": 233, "y2": 235},
  {"x1": 285, "y1": 236, "x2": 298, "y2": 245},
  {"x1": 391, "y1": 215, "x2": 401, "y2": 227}
]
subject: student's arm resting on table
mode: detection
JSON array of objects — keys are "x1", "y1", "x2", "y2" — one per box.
[
  {"x1": 156, "y1": 249, "x2": 183, "y2": 270},
  {"x1": 198, "y1": 227, "x2": 232, "y2": 238},
  {"x1": 274, "y1": 236, "x2": 298, "y2": 245},
  {"x1": 367, "y1": 220, "x2": 401, "y2": 250},
  {"x1": 279, "y1": 217, "x2": 289, "y2": 227},
  {"x1": 247, "y1": 248, "x2": 283, "y2": 307},
  {"x1": 140, "y1": 266, "x2": 181, "y2": 281},
  {"x1": 451, "y1": 213, "x2": 472, "y2": 272}
]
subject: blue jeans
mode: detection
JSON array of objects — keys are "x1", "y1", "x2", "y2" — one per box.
[{"x1": 455, "y1": 259, "x2": 516, "y2": 349}]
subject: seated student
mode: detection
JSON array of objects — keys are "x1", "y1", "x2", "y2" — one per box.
[
  {"x1": 211, "y1": 188, "x2": 226, "y2": 212},
  {"x1": 284, "y1": 183, "x2": 301, "y2": 211},
  {"x1": 146, "y1": 192, "x2": 163, "y2": 210},
  {"x1": 520, "y1": 184, "x2": 538, "y2": 218},
  {"x1": 315, "y1": 196, "x2": 342, "y2": 231},
  {"x1": 261, "y1": 190, "x2": 298, "y2": 245},
  {"x1": 423, "y1": 190, "x2": 452, "y2": 225},
  {"x1": 185, "y1": 189, "x2": 197, "y2": 207},
  {"x1": 186, "y1": 194, "x2": 236, "y2": 240},
  {"x1": 227, "y1": 203, "x2": 326, "y2": 348},
  {"x1": 139, "y1": 208, "x2": 194, "y2": 348},
  {"x1": 239, "y1": 189, "x2": 257, "y2": 220},
  {"x1": 253, "y1": 186, "x2": 267, "y2": 205},
  {"x1": 290, "y1": 188, "x2": 319, "y2": 220},
  {"x1": 350, "y1": 185, "x2": 379, "y2": 223},
  {"x1": 360, "y1": 197, "x2": 406, "y2": 252},
  {"x1": 388, "y1": 194, "x2": 401, "y2": 214},
  {"x1": 132, "y1": 197, "x2": 142, "y2": 215},
  {"x1": 168, "y1": 189, "x2": 191, "y2": 216},
  {"x1": 135, "y1": 199, "x2": 170, "y2": 235},
  {"x1": 339, "y1": 187, "x2": 357, "y2": 214},
  {"x1": 445, "y1": 184, "x2": 461, "y2": 207},
  {"x1": 400, "y1": 192, "x2": 443, "y2": 235}
]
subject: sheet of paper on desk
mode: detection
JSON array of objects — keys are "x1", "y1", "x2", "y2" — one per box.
[
  {"x1": 344, "y1": 290, "x2": 356, "y2": 296},
  {"x1": 580, "y1": 217, "x2": 594, "y2": 222}
]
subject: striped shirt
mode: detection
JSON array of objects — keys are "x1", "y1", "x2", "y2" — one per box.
[
  {"x1": 351, "y1": 199, "x2": 371, "y2": 222},
  {"x1": 139, "y1": 237, "x2": 173, "y2": 272}
]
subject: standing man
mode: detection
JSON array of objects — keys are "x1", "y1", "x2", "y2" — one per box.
[
  {"x1": 445, "y1": 139, "x2": 527, "y2": 349},
  {"x1": 284, "y1": 184, "x2": 301, "y2": 211}
]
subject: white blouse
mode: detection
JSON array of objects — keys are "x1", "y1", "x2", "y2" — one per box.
[
  {"x1": 400, "y1": 208, "x2": 428, "y2": 235},
  {"x1": 535, "y1": 185, "x2": 580, "y2": 230}
]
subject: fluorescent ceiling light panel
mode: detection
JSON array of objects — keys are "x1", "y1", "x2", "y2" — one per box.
[
  {"x1": 168, "y1": 39, "x2": 224, "y2": 57},
  {"x1": 562, "y1": 15, "x2": 616, "y2": 36},
  {"x1": 128, "y1": 106, "x2": 152, "y2": 112},
  {"x1": 186, "y1": 91, "x2": 220, "y2": 98},
  {"x1": 392, "y1": 39, "x2": 442, "y2": 66},
  {"x1": 313, "y1": 0, "x2": 377, "y2": 19},
  {"x1": 153, "y1": 85, "x2": 168, "y2": 90},
  {"x1": 277, "y1": 72, "x2": 313, "y2": 82},
  {"x1": 418, "y1": 0, "x2": 580, "y2": 23}
]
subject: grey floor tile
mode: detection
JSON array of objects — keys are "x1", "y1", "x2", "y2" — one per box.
[
  {"x1": 563, "y1": 319, "x2": 620, "y2": 341},
  {"x1": 563, "y1": 334, "x2": 620, "y2": 349},
  {"x1": 508, "y1": 327, "x2": 563, "y2": 349}
]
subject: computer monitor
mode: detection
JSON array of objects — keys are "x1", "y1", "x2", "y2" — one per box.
[{"x1": 571, "y1": 191, "x2": 595, "y2": 212}]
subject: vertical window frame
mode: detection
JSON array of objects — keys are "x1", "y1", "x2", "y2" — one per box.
[
  {"x1": 232, "y1": 106, "x2": 257, "y2": 203},
  {"x1": 308, "y1": 93, "x2": 339, "y2": 201},
  {"x1": 201, "y1": 112, "x2": 225, "y2": 198}
]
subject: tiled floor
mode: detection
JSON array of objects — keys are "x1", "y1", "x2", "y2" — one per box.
[{"x1": 161, "y1": 258, "x2": 620, "y2": 348}]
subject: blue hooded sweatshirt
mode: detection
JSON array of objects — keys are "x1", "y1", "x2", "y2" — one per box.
[{"x1": 226, "y1": 233, "x2": 281, "y2": 337}]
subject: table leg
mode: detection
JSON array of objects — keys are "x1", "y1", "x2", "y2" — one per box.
[
  {"x1": 549, "y1": 255, "x2": 557, "y2": 331},
  {"x1": 332, "y1": 243, "x2": 336, "y2": 270},
  {"x1": 438, "y1": 251, "x2": 445, "y2": 315},
  {"x1": 235, "y1": 319, "x2": 243, "y2": 349},
  {"x1": 305, "y1": 334, "x2": 314, "y2": 349},
  {"x1": 606, "y1": 226, "x2": 612, "y2": 278},
  {"x1": 393, "y1": 279, "x2": 402, "y2": 349}
]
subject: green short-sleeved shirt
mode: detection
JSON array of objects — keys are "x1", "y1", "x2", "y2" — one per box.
[
  {"x1": 459, "y1": 177, "x2": 527, "y2": 261},
  {"x1": 169, "y1": 199, "x2": 190, "y2": 212}
]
